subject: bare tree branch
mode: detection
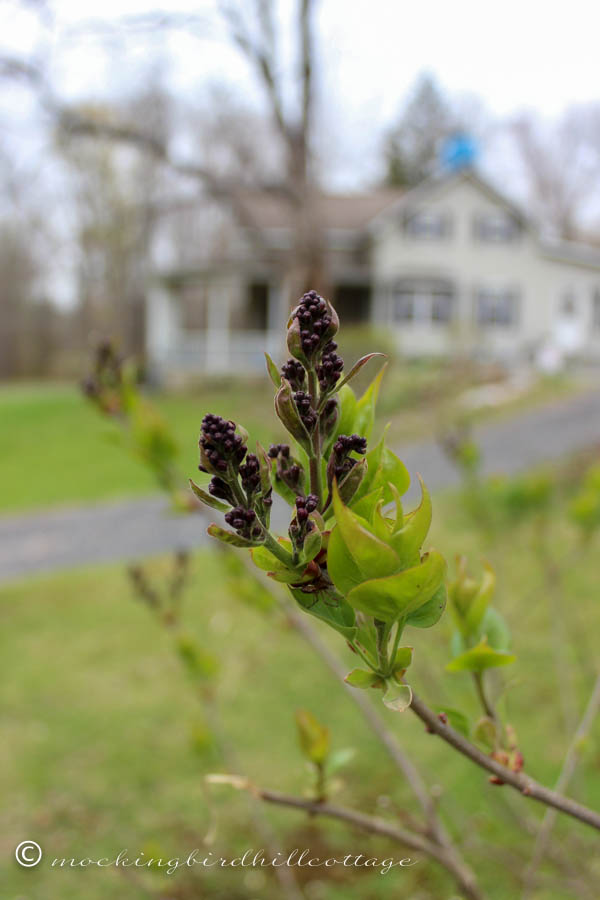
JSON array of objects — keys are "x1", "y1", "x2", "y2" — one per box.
[
  {"x1": 211, "y1": 780, "x2": 485, "y2": 900},
  {"x1": 409, "y1": 690, "x2": 600, "y2": 832}
]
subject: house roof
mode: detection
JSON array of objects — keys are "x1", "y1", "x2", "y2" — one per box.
[
  {"x1": 236, "y1": 189, "x2": 404, "y2": 232},
  {"x1": 540, "y1": 237, "x2": 600, "y2": 270},
  {"x1": 367, "y1": 168, "x2": 532, "y2": 231}
]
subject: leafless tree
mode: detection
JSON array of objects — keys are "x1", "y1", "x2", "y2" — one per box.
[{"x1": 510, "y1": 105, "x2": 600, "y2": 239}]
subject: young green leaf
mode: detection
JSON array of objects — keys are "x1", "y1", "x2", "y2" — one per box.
[
  {"x1": 207, "y1": 524, "x2": 260, "y2": 548},
  {"x1": 405, "y1": 584, "x2": 447, "y2": 628},
  {"x1": 335, "y1": 384, "x2": 358, "y2": 438},
  {"x1": 390, "y1": 475, "x2": 432, "y2": 566},
  {"x1": 347, "y1": 551, "x2": 446, "y2": 623},
  {"x1": 344, "y1": 668, "x2": 383, "y2": 689},
  {"x1": 446, "y1": 639, "x2": 516, "y2": 673},
  {"x1": 391, "y1": 646, "x2": 413, "y2": 672},
  {"x1": 264, "y1": 352, "x2": 282, "y2": 387},
  {"x1": 295, "y1": 709, "x2": 330, "y2": 764},
  {"x1": 382, "y1": 682, "x2": 412, "y2": 712},
  {"x1": 353, "y1": 363, "x2": 387, "y2": 440},
  {"x1": 274, "y1": 379, "x2": 312, "y2": 450},
  {"x1": 334, "y1": 353, "x2": 387, "y2": 393},
  {"x1": 435, "y1": 707, "x2": 471, "y2": 737},
  {"x1": 473, "y1": 716, "x2": 500, "y2": 749},
  {"x1": 302, "y1": 527, "x2": 322, "y2": 563},
  {"x1": 331, "y1": 481, "x2": 399, "y2": 580},
  {"x1": 326, "y1": 525, "x2": 365, "y2": 595},
  {"x1": 291, "y1": 588, "x2": 357, "y2": 641},
  {"x1": 189, "y1": 479, "x2": 229, "y2": 512},
  {"x1": 463, "y1": 564, "x2": 496, "y2": 633}
]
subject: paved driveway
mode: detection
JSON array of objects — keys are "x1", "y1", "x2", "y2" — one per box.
[{"x1": 1, "y1": 389, "x2": 599, "y2": 583}]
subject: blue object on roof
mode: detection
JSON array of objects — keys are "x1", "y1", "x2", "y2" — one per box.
[{"x1": 440, "y1": 133, "x2": 478, "y2": 171}]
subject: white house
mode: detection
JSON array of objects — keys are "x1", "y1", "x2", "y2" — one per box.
[{"x1": 146, "y1": 169, "x2": 600, "y2": 377}]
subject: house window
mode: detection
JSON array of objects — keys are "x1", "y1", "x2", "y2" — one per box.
[
  {"x1": 475, "y1": 288, "x2": 518, "y2": 327},
  {"x1": 474, "y1": 211, "x2": 520, "y2": 242},
  {"x1": 392, "y1": 280, "x2": 454, "y2": 324},
  {"x1": 404, "y1": 208, "x2": 451, "y2": 239},
  {"x1": 593, "y1": 290, "x2": 600, "y2": 330}
]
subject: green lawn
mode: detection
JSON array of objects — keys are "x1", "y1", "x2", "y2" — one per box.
[
  {"x1": 0, "y1": 379, "x2": 280, "y2": 513},
  {"x1": 0, "y1": 369, "x2": 576, "y2": 514},
  {"x1": 2, "y1": 495, "x2": 600, "y2": 899}
]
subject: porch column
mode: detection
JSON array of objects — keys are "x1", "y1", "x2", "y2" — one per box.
[
  {"x1": 146, "y1": 279, "x2": 181, "y2": 380},
  {"x1": 265, "y1": 280, "x2": 287, "y2": 359},
  {"x1": 205, "y1": 280, "x2": 231, "y2": 373}
]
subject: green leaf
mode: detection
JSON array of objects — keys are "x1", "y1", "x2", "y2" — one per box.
[
  {"x1": 434, "y1": 707, "x2": 470, "y2": 737},
  {"x1": 302, "y1": 527, "x2": 322, "y2": 563},
  {"x1": 207, "y1": 524, "x2": 259, "y2": 548},
  {"x1": 347, "y1": 551, "x2": 446, "y2": 623},
  {"x1": 391, "y1": 475, "x2": 432, "y2": 566},
  {"x1": 337, "y1": 457, "x2": 368, "y2": 505},
  {"x1": 326, "y1": 524, "x2": 366, "y2": 595},
  {"x1": 264, "y1": 352, "x2": 281, "y2": 387},
  {"x1": 353, "y1": 364, "x2": 387, "y2": 440},
  {"x1": 344, "y1": 668, "x2": 382, "y2": 689},
  {"x1": 464, "y1": 564, "x2": 496, "y2": 633},
  {"x1": 189, "y1": 479, "x2": 229, "y2": 511},
  {"x1": 274, "y1": 379, "x2": 311, "y2": 449},
  {"x1": 295, "y1": 709, "x2": 330, "y2": 764},
  {"x1": 353, "y1": 435, "x2": 385, "y2": 501},
  {"x1": 391, "y1": 646, "x2": 413, "y2": 672},
  {"x1": 349, "y1": 487, "x2": 384, "y2": 522},
  {"x1": 255, "y1": 442, "x2": 272, "y2": 495},
  {"x1": 286, "y1": 317, "x2": 309, "y2": 365},
  {"x1": 405, "y1": 583, "x2": 447, "y2": 628},
  {"x1": 335, "y1": 353, "x2": 387, "y2": 393},
  {"x1": 382, "y1": 682, "x2": 412, "y2": 712},
  {"x1": 380, "y1": 447, "x2": 410, "y2": 501},
  {"x1": 335, "y1": 384, "x2": 358, "y2": 437},
  {"x1": 291, "y1": 588, "x2": 357, "y2": 641},
  {"x1": 250, "y1": 544, "x2": 309, "y2": 583},
  {"x1": 176, "y1": 635, "x2": 218, "y2": 680},
  {"x1": 478, "y1": 607, "x2": 511, "y2": 652},
  {"x1": 327, "y1": 747, "x2": 356, "y2": 775},
  {"x1": 331, "y1": 481, "x2": 399, "y2": 580},
  {"x1": 446, "y1": 639, "x2": 516, "y2": 673},
  {"x1": 473, "y1": 716, "x2": 499, "y2": 749}
]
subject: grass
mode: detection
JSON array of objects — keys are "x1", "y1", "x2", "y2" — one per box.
[
  {"x1": 0, "y1": 379, "x2": 279, "y2": 513},
  {"x1": 3, "y1": 491, "x2": 600, "y2": 899},
  {"x1": 0, "y1": 368, "x2": 578, "y2": 514}
]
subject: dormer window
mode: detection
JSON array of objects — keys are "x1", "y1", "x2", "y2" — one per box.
[
  {"x1": 404, "y1": 208, "x2": 451, "y2": 239},
  {"x1": 474, "y1": 211, "x2": 520, "y2": 242}
]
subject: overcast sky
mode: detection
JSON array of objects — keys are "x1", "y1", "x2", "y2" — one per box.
[
  {"x1": 1, "y1": 0, "x2": 599, "y2": 306},
  {"x1": 1, "y1": 0, "x2": 600, "y2": 194},
  {"x1": 3, "y1": 0, "x2": 600, "y2": 132}
]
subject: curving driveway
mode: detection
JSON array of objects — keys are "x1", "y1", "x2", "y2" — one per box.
[{"x1": 1, "y1": 388, "x2": 599, "y2": 583}]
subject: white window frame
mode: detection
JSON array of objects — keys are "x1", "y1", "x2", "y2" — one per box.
[
  {"x1": 474, "y1": 287, "x2": 519, "y2": 328},
  {"x1": 473, "y1": 211, "x2": 520, "y2": 243},
  {"x1": 391, "y1": 281, "x2": 455, "y2": 325},
  {"x1": 404, "y1": 208, "x2": 452, "y2": 240}
]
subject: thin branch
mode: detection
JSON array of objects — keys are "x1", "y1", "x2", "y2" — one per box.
[
  {"x1": 248, "y1": 785, "x2": 484, "y2": 900},
  {"x1": 234, "y1": 557, "x2": 484, "y2": 898},
  {"x1": 299, "y1": 0, "x2": 312, "y2": 140},
  {"x1": 521, "y1": 673, "x2": 600, "y2": 895},
  {"x1": 409, "y1": 690, "x2": 600, "y2": 832},
  {"x1": 220, "y1": 0, "x2": 289, "y2": 142}
]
